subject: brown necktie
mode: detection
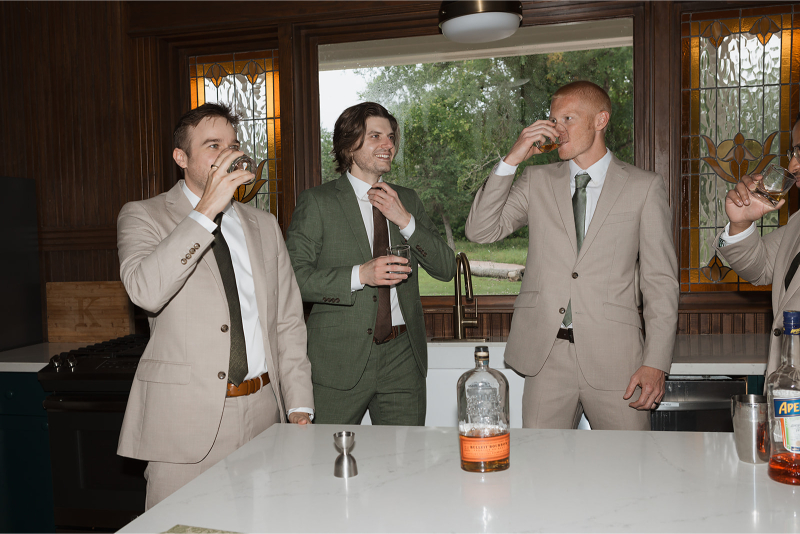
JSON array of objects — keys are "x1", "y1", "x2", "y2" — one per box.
[
  {"x1": 212, "y1": 212, "x2": 248, "y2": 386},
  {"x1": 372, "y1": 206, "x2": 392, "y2": 342}
]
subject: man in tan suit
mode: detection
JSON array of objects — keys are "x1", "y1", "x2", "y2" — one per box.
[
  {"x1": 466, "y1": 81, "x2": 678, "y2": 430},
  {"x1": 714, "y1": 115, "x2": 800, "y2": 378},
  {"x1": 116, "y1": 103, "x2": 314, "y2": 509}
]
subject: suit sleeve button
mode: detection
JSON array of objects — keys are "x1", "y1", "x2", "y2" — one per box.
[
  {"x1": 181, "y1": 258, "x2": 187, "y2": 265},
  {"x1": 367, "y1": 328, "x2": 373, "y2": 335},
  {"x1": 373, "y1": 295, "x2": 377, "y2": 302},
  {"x1": 559, "y1": 307, "x2": 566, "y2": 314},
  {"x1": 218, "y1": 372, "x2": 226, "y2": 380},
  {"x1": 221, "y1": 324, "x2": 229, "y2": 332},
  {"x1": 335, "y1": 298, "x2": 340, "y2": 303},
  {"x1": 774, "y1": 328, "x2": 782, "y2": 337},
  {"x1": 185, "y1": 253, "x2": 192, "y2": 260},
  {"x1": 194, "y1": 243, "x2": 200, "y2": 248},
  {"x1": 572, "y1": 272, "x2": 578, "y2": 279}
]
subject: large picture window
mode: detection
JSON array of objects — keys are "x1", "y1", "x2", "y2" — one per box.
[{"x1": 319, "y1": 20, "x2": 634, "y2": 296}]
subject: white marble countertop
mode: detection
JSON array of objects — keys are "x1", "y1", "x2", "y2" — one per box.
[
  {"x1": 0, "y1": 342, "x2": 86, "y2": 373},
  {"x1": 120, "y1": 423, "x2": 799, "y2": 533}
]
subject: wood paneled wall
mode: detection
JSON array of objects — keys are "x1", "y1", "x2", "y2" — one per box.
[
  {"x1": 0, "y1": 2, "x2": 168, "y2": 288},
  {"x1": 0, "y1": 1, "x2": 787, "y2": 340}
]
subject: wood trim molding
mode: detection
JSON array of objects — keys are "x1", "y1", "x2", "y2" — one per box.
[{"x1": 39, "y1": 226, "x2": 118, "y2": 251}]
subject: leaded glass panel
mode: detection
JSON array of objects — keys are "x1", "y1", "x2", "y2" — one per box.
[
  {"x1": 188, "y1": 50, "x2": 282, "y2": 222},
  {"x1": 680, "y1": 7, "x2": 800, "y2": 292}
]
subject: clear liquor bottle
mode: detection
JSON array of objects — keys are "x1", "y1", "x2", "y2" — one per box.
[
  {"x1": 767, "y1": 310, "x2": 800, "y2": 485},
  {"x1": 457, "y1": 346, "x2": 510, "y2": 472}
]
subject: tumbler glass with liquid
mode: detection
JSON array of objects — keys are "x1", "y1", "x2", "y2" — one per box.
[
  {"x1": 386, "y1": 244, "x2": 411, "y2": 275},
  {"x1": 535, "y1": 119, "x2": 568, "y2": 153},
  {"x1": 751, "y1": 165, "x2": 796, "y2": 207},
  {"x1": 766, "y1": 310, "x2": 800, "y2": 485},
  {"x1": 228, "y1": 154, "x2": 256, "y2": 185}
]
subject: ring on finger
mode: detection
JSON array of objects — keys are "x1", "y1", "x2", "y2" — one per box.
[{"x1": 210, "y1": 165, "x2": 219, "y2": 170}]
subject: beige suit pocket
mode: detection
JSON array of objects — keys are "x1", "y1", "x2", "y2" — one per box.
[
  {"x1": 514, "y1": 291, "x2": 539, "y2": 308},
  {"x1": 136, "y1": 359, "x2": 192, "y2": 385},
  {"x1": 603, "y1": 302, "x2": 642, "y2": 328},
  {"x1": 604, "y1": 211, "x2": 635, "y2": 225}
]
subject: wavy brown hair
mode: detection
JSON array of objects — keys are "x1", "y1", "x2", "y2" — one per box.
[{"x1": 332, "y1": 102, "x2": 399, "y2": 174}]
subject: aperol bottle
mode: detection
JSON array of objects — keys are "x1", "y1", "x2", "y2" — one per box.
[
  {"x1": 767, "y1": 310, "x2": 800, "y2": 485},
  {"x1": 457, "y1": 346, "x2": 510, "y2": 472}
]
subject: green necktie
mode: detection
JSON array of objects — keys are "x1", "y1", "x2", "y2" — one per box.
[
  {"x1": 562, "y1": 172, "x2": 591, "y2": 328},
  {"x1": 212, "y1": 212, "x2": 248, "y2": 386}
]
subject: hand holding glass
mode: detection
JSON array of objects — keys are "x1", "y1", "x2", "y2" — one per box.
[
  {"x1": 387, "y1": 244, "x2": 411, "y2": 275},
  {"x1": 750, "y1": 164, "x2": 796, "y2": 207}
]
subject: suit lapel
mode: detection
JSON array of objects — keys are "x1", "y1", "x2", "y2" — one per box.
[
  {"x1": 577, "y1": 156, "x2": 629, "y2": 265},
  {"x1": 335, "y1": 175, "x2": 373, "y2": 263},
  {"x1": 549, "y1": 163, "x2": 577, "y2": 256}
]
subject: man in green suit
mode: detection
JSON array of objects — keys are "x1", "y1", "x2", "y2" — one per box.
[{"x1": 286, "y1": 102, "x2": 456, "y2": 425}]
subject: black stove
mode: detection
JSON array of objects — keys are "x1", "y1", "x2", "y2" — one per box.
[
  {"x1": 37, "y1": 334, "x2": 150, "y2": 532},
  {"x1": 38, "y1": 334, "x2": 149, "y2": 392}
]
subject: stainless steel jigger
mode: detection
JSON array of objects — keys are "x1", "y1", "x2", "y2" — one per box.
[{"x1": 333, "y1": 431, "x2": 358, "y2": 478}]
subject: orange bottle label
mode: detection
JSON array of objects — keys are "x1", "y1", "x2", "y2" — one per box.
[{"x1": 459, "y1": 433, "x2": 510, "y2": 462}]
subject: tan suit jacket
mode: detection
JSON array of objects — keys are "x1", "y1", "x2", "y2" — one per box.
[
  {"x1": 466, "y1": 154, "x2": 679, "y2": 390},
  {"x1": 116, "y1": 181, "x2": 313, "y2": 464},
  {"x1": 714, "y1": 212, "x2": 800, "y2": 377}
]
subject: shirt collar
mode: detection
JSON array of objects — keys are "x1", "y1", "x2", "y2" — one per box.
[
  {"x1": 181, "y1": 180, "x2": 233, "y2": 216},
  {"x1": 347, "y1": 172, "x2": 383, "y2": 200},
  {"x1": 569, "y1": 148, "x2": 613, "y2": 186}
]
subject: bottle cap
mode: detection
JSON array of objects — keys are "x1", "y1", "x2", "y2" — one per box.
[
  {"x1": 784, "y1": 310, "x2": 800, "y2": 333},
  {"x1": 474, "y1": 346, "x2": 489, "y2": 360}
]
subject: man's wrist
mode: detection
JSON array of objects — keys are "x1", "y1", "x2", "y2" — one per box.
[{"x1": 729, "y1": 221, "x2": 754, "y2": 236}]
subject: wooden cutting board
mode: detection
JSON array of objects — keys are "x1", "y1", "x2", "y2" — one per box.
[{"x1": 46, "y1": 281, "x2": 133, "y2": 342}]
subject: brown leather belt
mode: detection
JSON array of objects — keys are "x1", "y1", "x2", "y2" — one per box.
[
  {"x1": 226, "y1": 372, "x2": 270, "y2": 398},
  {"x1": 556, "y1": 328, "x2": 574, "y2": 343},
  {"x1": 374, "y1": 324, "x2": 408, "y2": 345}
]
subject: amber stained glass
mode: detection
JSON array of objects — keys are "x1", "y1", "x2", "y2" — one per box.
[
  {"x1": 680, "y1": 6, "x2": 800, "y2": 292},
  {"x1": 188, "y1": 50, "x2": 282, "y2": 221}
]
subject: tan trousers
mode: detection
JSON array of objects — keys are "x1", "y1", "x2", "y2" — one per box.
[
  {"x1": 521, "y1": 338, "x2": 650, "y2": 430},
  {"x1": 144, "y1": 382, "x2": 280, "y2": 510}
]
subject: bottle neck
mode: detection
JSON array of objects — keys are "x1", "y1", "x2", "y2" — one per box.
[
  {"x1": 475, "y1": 358, "x2": 489, "y2": 369},
  {"x1": 782, "y1": 331, "x2": 800, "y2": 367}
]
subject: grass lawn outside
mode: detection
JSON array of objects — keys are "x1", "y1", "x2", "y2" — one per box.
[{"x1": 417, "y1": 238, "x2": 527, "y2": 296}]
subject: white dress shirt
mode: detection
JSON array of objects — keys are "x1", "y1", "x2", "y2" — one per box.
[
  {"x1": 346, "y1": 172, "x2": 416, "y2": 326},
  {"x1": 718, "y1": 221, "x2": 757, "y2": 246},
  {"x1": 495, "y1": 149, "x2": 614, "y2": 327},
  {"x1": 182, "y1": 182, "x2": 312, "y2": 418}
]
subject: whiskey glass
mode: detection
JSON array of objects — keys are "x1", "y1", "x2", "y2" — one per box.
[
  {"x1": 228, "y1": 154, "x2": 256, "y2": 185},
  {"x1": 751, "y1": 164, "x2": 796, "y2": 207}
]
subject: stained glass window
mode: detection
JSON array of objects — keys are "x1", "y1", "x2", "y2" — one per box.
[
  {"x1": 680, "y1": 6, "x2": 800, "y2": 292},
  {"x1": 188, "y1": 50, "x2": 282, "y2": 220}
]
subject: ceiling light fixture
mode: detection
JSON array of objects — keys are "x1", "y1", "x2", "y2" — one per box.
[{"x1": 438, "y1": 1, "x2": 523, "y2": 44}]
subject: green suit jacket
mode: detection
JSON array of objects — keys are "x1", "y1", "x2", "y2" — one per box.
[{"x1": 286, "y1": 175, "x2": 457, "y2": 390}]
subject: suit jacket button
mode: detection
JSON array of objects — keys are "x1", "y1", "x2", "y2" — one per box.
[
  {"x1": 185, "y1": 253, "x2": 191, "y2": 260},
  {"x1": 572, "y1": 272, "x2": 579, "y2": 279},
  {"x1": 194, "y1": 243, "x2": 200, "y2": 248},
  {"x1": 218, "y1": 372, "x2": 226, "y2": 380},
  {"x1": 373, "y1": 295, "x2": 377, "y2": 302},
  {"x1": 774, "y1": 328, "x2": 782, "y2": 337},
  {"x1": 559, "y1": 307, "x2": 566, "y2": 314},
  {"x1": 221, "y1": 324, "x2": 229, "y2": 332},
  {"x1": 335, "y1": 298, "x2": 340, "y2": 303},
  {"x1": 181, "y1": 258, "x2": 187, "y2": 265},
  {"x1": 367, "y1": 328, "x2": 373, "y2": 335}
]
